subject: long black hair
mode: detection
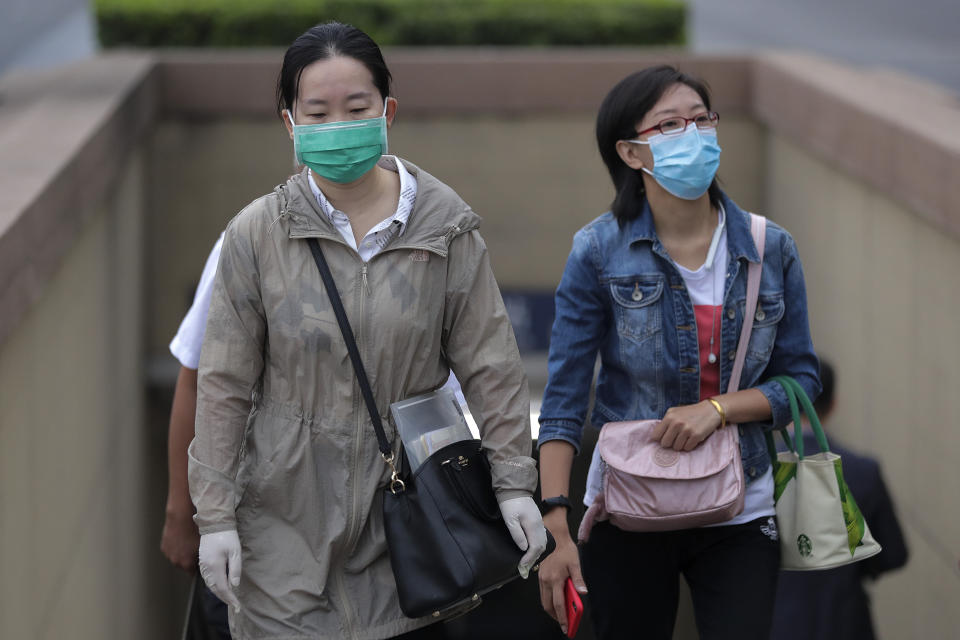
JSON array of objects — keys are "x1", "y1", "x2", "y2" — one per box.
[
  {"x1": 596, "y1": 65, "x2": 722, "y2": 225},
  {"x1": 275, "y1": 22, "x2": 393, "y2": 119}
]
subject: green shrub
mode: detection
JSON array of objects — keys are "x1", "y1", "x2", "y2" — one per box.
[{"x1": 95, "y1": 0, "x2": 686, "y2": 48}]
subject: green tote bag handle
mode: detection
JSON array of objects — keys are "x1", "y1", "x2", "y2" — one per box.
[{"x1": 765, "y1": 375, "x2": 831, "y2": 461}]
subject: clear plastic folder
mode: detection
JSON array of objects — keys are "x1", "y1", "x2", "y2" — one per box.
[{"x1": 390, "y1": 388, "x2": 474, "y2": 472}]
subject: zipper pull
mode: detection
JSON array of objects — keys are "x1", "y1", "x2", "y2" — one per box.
[{"x1": 361, "y1": 263, "x2": 371, "y2": 296}]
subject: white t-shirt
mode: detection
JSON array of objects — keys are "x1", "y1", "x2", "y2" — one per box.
[
  {"x1": 584, "y1": 205, "x2": 775, "y2": 526},
  {"x1": 168, "y1": 156, "x2": 418, "y2": 368},
  {"x1": 169, "y1": 233, "x2": 224, "y2": 369}
]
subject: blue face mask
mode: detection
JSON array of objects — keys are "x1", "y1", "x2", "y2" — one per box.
[{"x1": 630, "y1": 124, "x2": 721, "y2": 200}]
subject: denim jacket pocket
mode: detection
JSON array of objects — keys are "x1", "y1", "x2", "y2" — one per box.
[
  {"x1": 608, "y1": 275, "x2": 664, "y2": 345},
  {"x1": 740, "y1": 294, "x2": 785, "y2": 361}
]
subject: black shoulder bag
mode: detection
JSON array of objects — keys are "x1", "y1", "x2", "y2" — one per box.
[{"x1": 306, "y1": 239, "x2": 554, "y2": 619}]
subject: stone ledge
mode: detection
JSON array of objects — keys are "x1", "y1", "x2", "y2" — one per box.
[
  {"x1": 156, "y1": 47, "x2": 754, "y2": 117},
  {"x1": 753, "y1": 52, "x2": 960, "y2": 239},
  {"x1": 0, "y1": 53, "x2": 158, "y2": 346}
]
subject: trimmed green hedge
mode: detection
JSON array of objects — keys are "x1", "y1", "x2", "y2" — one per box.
[{"x1": 95, "y1": 0, "x2": 686, "y2": 48}]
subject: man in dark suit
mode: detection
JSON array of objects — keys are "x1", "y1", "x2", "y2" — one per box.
[{"x1": 770, "y1": 358, "x2": 909, "y2": 640}]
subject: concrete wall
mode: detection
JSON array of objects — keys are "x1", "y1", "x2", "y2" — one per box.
[
  {"x1": 767, "y1": 134, "x2": 960, "y2": 639},
  {"x1": 0, "y1": 153, "x2": 157, "y2": 638},
  {"x1": 145, "y1": 119, "x2": 292, "y2": 359}
]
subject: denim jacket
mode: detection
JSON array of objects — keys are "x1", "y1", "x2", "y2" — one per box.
[{"x1": 538, "y1": 193, "x2": 821, "y2": 482}]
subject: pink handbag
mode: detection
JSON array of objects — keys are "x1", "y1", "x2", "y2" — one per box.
[{"x1": 579, "y1": 214, "x2": 767, "y2": 540}]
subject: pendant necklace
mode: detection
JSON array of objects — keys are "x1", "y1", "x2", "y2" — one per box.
[
  {"x1": 704, "y1": 209, "x2": 724, "y2": 366},
  {"x1": 707, "y1": 266, "x2": 718, "y2": 364}
]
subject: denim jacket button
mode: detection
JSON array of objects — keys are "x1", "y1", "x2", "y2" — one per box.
[
  {"x1": 748, "y1": 467, "x2": 757, "y2": 477},
  {"x1": 726, "y1": 308, "x2": 736, "y2": 320},
  {"x1": 728, "y1": 350, "x2": 736, "y2": 360},
  {"x1": 755, "y1": 309, "x2": 766, "y2": 322}
]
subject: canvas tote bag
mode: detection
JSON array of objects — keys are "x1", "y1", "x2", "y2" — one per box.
[
  {"x1": 766, "y1": 375, "x2": 882, "y2": 570},
  {"x1": 578, "y1": 214, "x2": 766, "y2": 540}
]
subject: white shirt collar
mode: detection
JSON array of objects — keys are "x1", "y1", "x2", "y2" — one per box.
[{"x1": 306, "y1": 155, "x2": 416, "y2": 236}]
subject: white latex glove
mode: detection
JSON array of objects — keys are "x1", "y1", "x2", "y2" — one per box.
[
  {"x1": 198, "y1": 529, "x2": 242, "y2": 613},
  {"x1": 499, "y1": 496, "x2": 548, "y2": 579}
]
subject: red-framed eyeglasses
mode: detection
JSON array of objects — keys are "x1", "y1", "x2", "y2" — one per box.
[{"x1": 635, "y1": 111, "x2": 720, "y2": 138}]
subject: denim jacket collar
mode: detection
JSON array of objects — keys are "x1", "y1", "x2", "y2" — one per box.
[{"x1": 626, "y1": 192, "x2": 761, "y2": 264}]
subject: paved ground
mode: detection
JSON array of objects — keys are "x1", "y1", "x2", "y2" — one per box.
[{"x1": 688, "y1": 0, "x2": 960, "y2": 92}]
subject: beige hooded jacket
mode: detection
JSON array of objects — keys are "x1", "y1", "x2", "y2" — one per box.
[{"x1": 188, "y1": 161, "x2": 538, "y2": 639}]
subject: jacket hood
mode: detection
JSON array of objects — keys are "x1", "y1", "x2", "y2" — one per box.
[{"x1": 278, "y1": 160, "x2": 482, "y2": 256}]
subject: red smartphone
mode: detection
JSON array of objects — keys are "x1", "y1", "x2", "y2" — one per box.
[{"x1": 564, "y1": 577, "x2": 583, "y2": 638}]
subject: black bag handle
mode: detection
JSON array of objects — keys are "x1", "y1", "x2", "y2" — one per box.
[{"x1": 306, "y1": 239, "x2": 394, "y2": 461}]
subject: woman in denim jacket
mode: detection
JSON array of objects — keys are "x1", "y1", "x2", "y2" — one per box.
[{"x1": 536, "y1": 66, "x2": 820, "y2": 640}]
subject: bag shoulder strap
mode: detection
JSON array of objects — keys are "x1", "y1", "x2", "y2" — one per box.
[
  {"x1": 727, "y1": 213, "x2": 766, "y2": 393},
  {"x1": 306, "y1": 238, "x2": 393, "y2": 458}
]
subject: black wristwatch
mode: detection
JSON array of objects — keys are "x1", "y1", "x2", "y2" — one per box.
[{"x1": 540, "y1": 495, "x2": 573, "y2": 514}]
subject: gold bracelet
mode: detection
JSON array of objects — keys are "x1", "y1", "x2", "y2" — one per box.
[{"x1": 707, "y1": 398, "x2": 727, "y2": 430}]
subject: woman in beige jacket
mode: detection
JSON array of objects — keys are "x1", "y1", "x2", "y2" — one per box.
[{"x1": 188, "y1": 22, "x2": 546, "y2": 640}]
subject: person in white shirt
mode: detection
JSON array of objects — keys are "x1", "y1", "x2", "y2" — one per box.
[{"x1": 160, "y1": 234, "x2": 232, "y2": 638}]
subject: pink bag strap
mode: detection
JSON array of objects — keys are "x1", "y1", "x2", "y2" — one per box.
[{"x1": 726, "y1": 214, "x2": 766, "y2": 393}]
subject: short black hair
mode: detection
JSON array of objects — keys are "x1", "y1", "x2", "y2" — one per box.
[
  {"x1": 813, "y1": 356, "x2": 835, "y2": 416},
  {"x1": 276, "y1": 21, "x2": 393, "y2": 120},
  {"x1": 595, "y1": 65, "x2": 722, "y2": 225}
]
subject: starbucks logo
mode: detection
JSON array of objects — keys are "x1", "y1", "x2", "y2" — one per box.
[{"x1": 797, "y1": 534, "x2": 812, "y2": 557}]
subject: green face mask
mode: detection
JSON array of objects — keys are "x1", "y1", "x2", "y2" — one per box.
[{"x1": 288, "y1": 100, "x2": 388, "y2": 184}]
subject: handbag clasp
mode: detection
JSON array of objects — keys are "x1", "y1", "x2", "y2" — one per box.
[
  {"x1": 442, "y1": 455, "x2": 469, "y2": 470},
  {"x1": 382, "y1": 451, "x2": 406, "y2": 494}
]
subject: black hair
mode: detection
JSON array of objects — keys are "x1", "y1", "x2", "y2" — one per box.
[
  {"x1": 595, "y1": 65, "x2": 722, "y2": 225},
  {"x1": 275, "y1": 22, "x2": 393, "y2": 119},
  {"x1": 813, "y1": 356, "x2": 835, "y2": 417}
]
